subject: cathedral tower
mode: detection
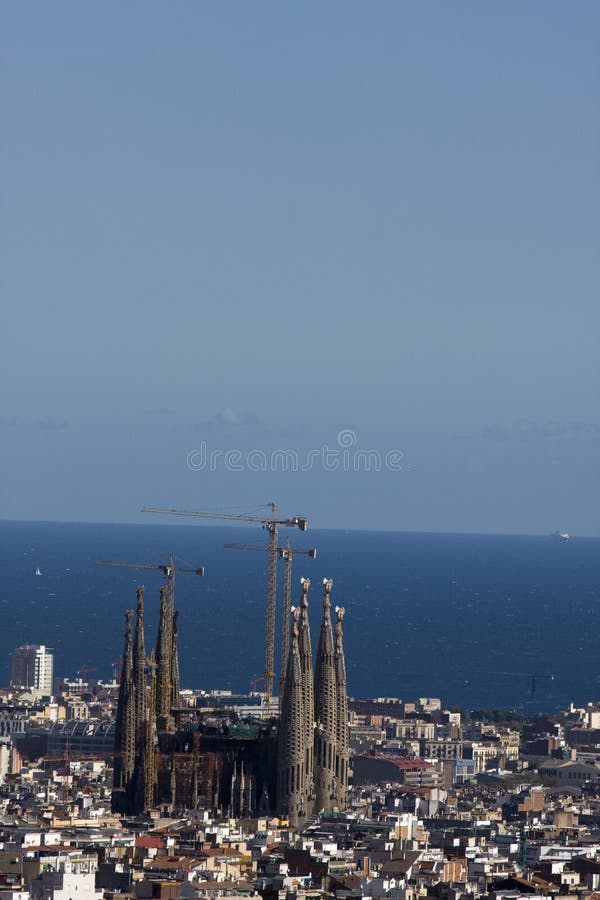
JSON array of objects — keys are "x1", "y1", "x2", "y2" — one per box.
[
  {"x1": 277, "y1": 607, "x2": 307, "y2": 826},
  {"x1": 155, "y1": 585, "x2": 172, "y2": 727},
  {"x1": 132, "y1": 586, "x2": 146, "y2": 732},
  {"x1": 112, "y1": 609, "x2": 135, "y2": 812},
  {"x1": 334, "y1": 605, "x2": 349, "y2": 810},
  {"x1": 313, "y1": 578, "x2": 338, "y2": 814},
  {"x1": 297, "y1": 577, "x2": 314, "y2": 816}
]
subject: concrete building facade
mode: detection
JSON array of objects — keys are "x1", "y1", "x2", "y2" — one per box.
[{"x1": 9, "y1": 645, "x2": 54, "y2": 695}]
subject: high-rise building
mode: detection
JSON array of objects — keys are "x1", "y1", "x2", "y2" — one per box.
[{"x1": 9, "y1": 644, "x2": 54, "y2": 694}]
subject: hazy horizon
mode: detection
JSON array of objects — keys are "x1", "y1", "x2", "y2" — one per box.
[{"x1": 1, "y1": 515, "x2": 596, "y2": 541}]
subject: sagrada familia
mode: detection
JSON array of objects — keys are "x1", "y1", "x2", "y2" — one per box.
[{"x1": 112, "y1": 573, "x2": 349, "y2": 826}]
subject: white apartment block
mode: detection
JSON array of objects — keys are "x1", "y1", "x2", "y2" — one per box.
[{"x1": 9, "y1": 644, "x2": 54, "y2": 695}]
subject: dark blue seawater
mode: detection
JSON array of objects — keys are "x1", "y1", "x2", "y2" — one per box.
[{"x1": 1, "y1": 520, "x2": 599, "y2": 714}]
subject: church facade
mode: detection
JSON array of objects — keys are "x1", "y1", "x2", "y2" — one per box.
[{"x1": 112, "y1": 573, "x2": 348, "y2": 824}]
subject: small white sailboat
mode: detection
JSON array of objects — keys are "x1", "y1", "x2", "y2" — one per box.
[{"x1": 35, "y1": 567, "x2": 42, "y2": 576}]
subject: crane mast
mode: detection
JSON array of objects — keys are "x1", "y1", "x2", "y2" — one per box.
[
  {"x1": 280, "y1": 542, "x2": 293, "y2": 700},
  {"x1": 265, "y1": 521, "x2": 278, "y2": 703},
  {"x1": 488, "y1": 670, "x2": 556, "y2": 715},
  {"x1": 224, "y1": 538, "x2": 317, "y2": 705}
]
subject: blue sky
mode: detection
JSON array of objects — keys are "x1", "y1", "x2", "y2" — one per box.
[{"x1": 1, "y1": 2, "x2": 599, "y2": 534}]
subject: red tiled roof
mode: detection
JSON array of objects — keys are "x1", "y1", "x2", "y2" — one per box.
[
  {"x1": 136, "y1": 836, "x2": 166, "y2": 849},
  {"x1": 145, "y1": 857, "x2": 205, "y2": 871}
]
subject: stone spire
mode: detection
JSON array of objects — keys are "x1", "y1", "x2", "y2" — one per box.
[
  {"x1": 313, "y1": 578, "x2": 338, "y2": 814},
  {"x1": 143, "y1": 650, "x2": 157, "y2": 810},
  {"x1": 132, "y1": 586, "x2": 146, "y2": 731},
  {"x1": 297, "y1": 577, "x2": 314, "y2": 816},
  {"x1": 131, "y1": 586, "x2": 148, "y2": 812},
  {"x1": 112, "y1": 609, "x2": 135, "y2": 812},
  {"x1": 170, "y1": 609, "x2": 181, "y2": 710},
  {"x1": 334, "y1": 605, "x2": 349, "y2": 810},
  {"x1": 277, "y1": 607, "x2": 307, "y2": 827}
]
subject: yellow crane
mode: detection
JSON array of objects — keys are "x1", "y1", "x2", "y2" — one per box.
[{"x1": 224, "y1": 538, "x2": 317, "y2": 700}]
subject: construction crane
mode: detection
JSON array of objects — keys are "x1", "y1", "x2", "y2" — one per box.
[
  {"x1": 224, "y1": 539, "x2": 317, "y2": 699},
  {"x1": 95, "y1": 556, "x2": 205, "y2": 612},
  {"x1": 490, "y1": 671, "x2": 556, "y2": 715},
  {"x1": 95, "y1": 558, "x2": 205, "y2": 578},
  {"x1": 142, "y1": 503, "x2": 308, "y2": 702},
  {"x1": 95, "y1": 556, "x2": 204, "y2": 716},
  {"x1": 76, "y1": 665, "x2": 97, "y2": 683}
]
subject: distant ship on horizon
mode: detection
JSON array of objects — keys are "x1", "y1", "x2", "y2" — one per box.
[{"x1": 552, "y1": 530, "x2": 570, "y2": 541}]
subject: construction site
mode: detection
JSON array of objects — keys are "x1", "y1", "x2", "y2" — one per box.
[{"x1": 107, "y1": 504, "x2": 349, "y2": 826}]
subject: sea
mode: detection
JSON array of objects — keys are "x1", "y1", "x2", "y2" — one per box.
[{"x1": 1, "y1": 519, "x2": 599, "y2": 715}]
